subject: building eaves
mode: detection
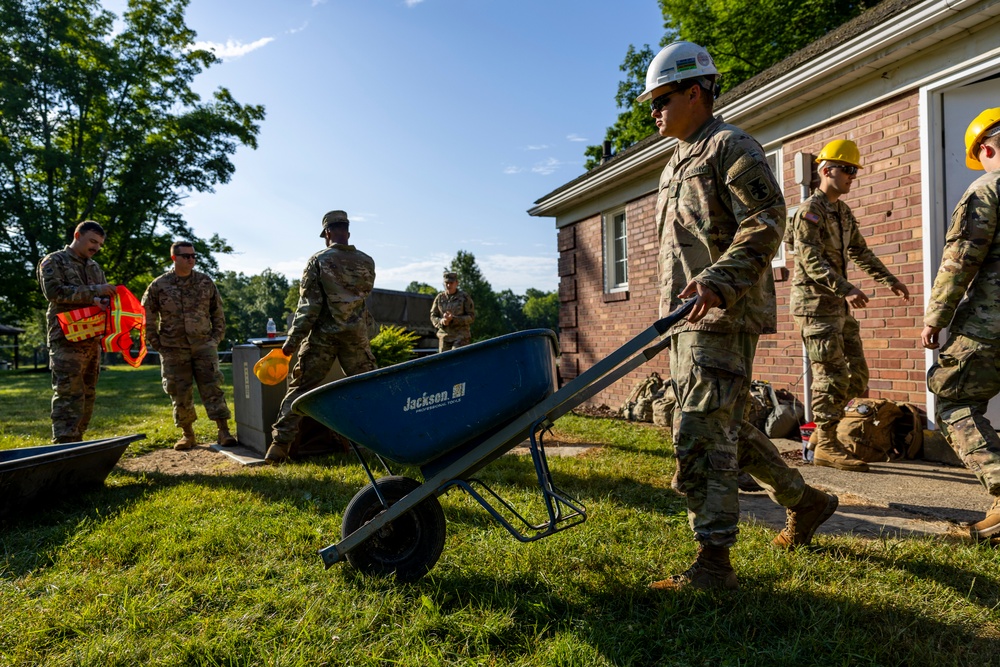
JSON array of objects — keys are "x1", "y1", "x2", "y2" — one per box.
[{"x1": 529, "y1": 0, "x2": 959, "y2": 215}]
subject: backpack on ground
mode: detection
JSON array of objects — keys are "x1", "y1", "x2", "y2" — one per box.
[
  {"x1": 620, "y1": 372, "x2": 664, "y2": 423},
  {"x1": 652, "y1": 382, "x2": 677, "y2": 428},
  {"x1": 837, "y1": 398, "x2": 903, "y2": 462},
  {"x1": 746, "y1": 380, "x2": 800, "y2": 439}
]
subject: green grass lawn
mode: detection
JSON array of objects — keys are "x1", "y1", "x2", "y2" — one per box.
[{"x1": 1, "y1": 367, "x2": 998, "y2": 666}]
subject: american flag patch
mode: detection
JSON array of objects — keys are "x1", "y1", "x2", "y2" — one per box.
[{"x1": 804, "y1": 212, "x2": 820, "y2": 223}]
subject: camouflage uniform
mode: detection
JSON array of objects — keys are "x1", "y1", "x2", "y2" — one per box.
[
  {"x1": 141, "y1": 269, "x2": 231, "y2": 428},
  {"x1": 271, "y1": 243, "x2": 378, "y2": 447},
  {"x1": 790, "y1": 192, "x2": 900, "y2": 426},
  {"x1": 37, "y1": 247, "x2": 107, "y2": 443},
  {"x1": 925, "y1": 171, "x2": 1000, "y2": 495},
  {"x1": 430, "y1": 290, "x2": 475, "y2": 351},
  {"x1": 658, "y1": 117, "x2": 805, "y2": 548}
]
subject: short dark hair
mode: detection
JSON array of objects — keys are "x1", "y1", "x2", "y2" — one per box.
[
  {"x1": 171, "y1": 241, "x2": 194, "y2": 255},
  {"x1": 75, "y1": 220, "x2": 105, "y2": 237},
  {"x1": 982, "y1": 132, "x2": 1000, "y2": 155}
]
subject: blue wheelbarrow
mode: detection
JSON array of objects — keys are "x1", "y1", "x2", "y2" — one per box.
[{"x1": 293, "y1": 299, "x2": 695, "y2": 582}]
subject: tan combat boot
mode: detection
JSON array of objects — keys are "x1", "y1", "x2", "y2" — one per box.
[
  {"x1": 264, "y1": 442, "x2": 290, "y2": 464},
  {"x1": 649, "y1": 545, "x2": 739, "y2": 591},
  {"x1": 216, "y1": 419, "x2": 238, "y2": 447},
  {"x1": 970, "y1": 496, "x2": 1000, "y2": 541},
  {"x1": 812, "y1": 422, "x2": 870, "y2": 472},
  {"x1": 174, "y1": 425, "x2": 197, "y2": 451},
  {"x1": 772, "y1": 485, "x2": 839, "y2": 550}
]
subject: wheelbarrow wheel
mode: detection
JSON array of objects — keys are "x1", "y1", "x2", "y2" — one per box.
[{"x1": 341, "y1": 475, "x2": 446, "y2": 583}]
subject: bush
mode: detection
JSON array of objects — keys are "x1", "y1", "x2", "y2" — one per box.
[{"x1": 370, "y1": 325, "x2": 419, "y2": 367}]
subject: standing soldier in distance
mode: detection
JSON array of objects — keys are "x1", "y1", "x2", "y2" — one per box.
[
  {"x1": 640, "y1": 41, "x2": 838, "y2": 591},
  {"x1": 142, "y1": 241, "x2": 238, "y2": 451},
  {"x1": 265, "y1": 210, "x2": 378, "y2": 464},
  {"x1": 37, "y1": 220, "x2": 117, "y2": 443},
  {"x1": 430, "y1": 271, "x2": 475, "y2": 351},
  {"x1": 923, "y1": 107, "x2": 1000, "y2": 540},
  {"x1": 790, "y1": 140, "x2": 910, "y2": 472}
]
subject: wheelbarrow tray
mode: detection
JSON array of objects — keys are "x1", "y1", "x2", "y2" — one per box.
[
  {"x1": 293, "y1": 329, "x2": 559, "y2": 467},
  {"x1": 0, "y1": 434, "x2": 145, "y2": 519}
]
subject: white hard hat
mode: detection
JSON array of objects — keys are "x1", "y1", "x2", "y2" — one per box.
[{"x1": 637, "y1": 41, "x2": 719, "y2": 103}]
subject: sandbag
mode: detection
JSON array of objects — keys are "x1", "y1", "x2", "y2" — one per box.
[{"x1": 838, "y1": 398, "x2": 903, "y2": 462}]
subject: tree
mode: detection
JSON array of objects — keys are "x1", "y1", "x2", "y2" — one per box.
[
  {"x1": 496, "y1": 289, "x2": 528, "y2": 333},
  {"x1": 523, "y1": 289, "x2": 559, "y2": 331},
  {"x1": 0, "y1": 0, "x2": 264, "y2": 322},
  {"x1": 216, "y1": 269, "x2": 290, "y2": 349},
  {"x1": 585, "y1": 0, "x2": 875, "y2": 169},
  {"x1": 584, "y1": 45, "x2": 657, "y2": 170},
  {"x1": 404, "y1": 281, "x2": 437, "y2": 296},
  {"x1": 658, "y1": 0, "x2": 876, "y2": 91},
  {"x1": 447, "y1": 251, "x2": 505, "y2": 341}
]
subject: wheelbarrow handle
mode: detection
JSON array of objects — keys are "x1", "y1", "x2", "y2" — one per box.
[{"x1": 653, "y1": 297, "x2": 698, "y2": 334}]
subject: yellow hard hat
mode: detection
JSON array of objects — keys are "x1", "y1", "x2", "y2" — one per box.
[
  {"x1": 815, "y1": 140, "x2": 862, "y2": 169},
  {"x1": 965, "y1": 107, "x2": 1000, "y2": 170},
  {"x1": 253, "y1": 348, "x2": 290, "y2": 385}
]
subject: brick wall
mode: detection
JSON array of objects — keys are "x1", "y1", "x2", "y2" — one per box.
[{"x1": 558, "y1": 91, "x2": 927, "y2": 411}]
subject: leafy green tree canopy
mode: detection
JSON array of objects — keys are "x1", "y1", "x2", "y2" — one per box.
[
  {"x1": 585, "y1": 0, "x2": 874, "y2": 169},
  {"x1": 216, "y1": 269, "x2": 290, "y2": 349},
  {"x1": 0, "y1": 0, "x2": 264, "y2": 321},
  {"x1": 404, "y1": 281, "x2": 437, "y2": 296}
]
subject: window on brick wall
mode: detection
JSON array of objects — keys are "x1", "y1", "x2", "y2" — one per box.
[
  {"x1": 603, "y1": 207, "x2": 628, "y2": 292},
  {"x1": 765, "y1": 146, "x2": 787, "y2": 267}
]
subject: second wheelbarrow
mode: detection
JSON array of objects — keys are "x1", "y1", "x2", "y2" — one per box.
[{"x1": 293, "y1": 299, "x2": 695, "y2": 582}]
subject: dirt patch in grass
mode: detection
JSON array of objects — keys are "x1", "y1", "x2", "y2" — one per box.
[{"x1": 117, "y1": 445, "x2": 243, "y2": 476}]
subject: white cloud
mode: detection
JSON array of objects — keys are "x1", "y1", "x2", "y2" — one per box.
[
  {"x1": 503, "y1": 165, "x2": 524, "y2": 175},
  {"x1": 311, "y1": 0, "x2": 327, "y2": 6},
  {"x1": 405, "y1": 0, "x2": 425, "y2": 6},
  {"x1": 566, "y1": 134, "x2": 587, "y2": 142},
  {"x1": 374, "y1": 253, "x2": 557, "y2": 293},
  {"x1": 531, "y1": 157, "x2": 563, "y2": 176},
  {"x1": 525, "y1": 144, "x2": 550, "y2": 151},
  {"x1": 287, "y1": 22, "x2": 309, "y2": 34},
  {"x1": 191, "y1": 37, "x2": 275, "y2": 61}
]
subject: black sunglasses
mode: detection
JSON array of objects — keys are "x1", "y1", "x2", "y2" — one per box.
[
  {"x1": 175, "y1": 252, "x2": 197, "y2": 259},
  {"x1": 832, "y1": 165, "x2": 859, "y2": 176},
  {"x1": 650, "y1": 87, "x2": 685, "y2": 113}
]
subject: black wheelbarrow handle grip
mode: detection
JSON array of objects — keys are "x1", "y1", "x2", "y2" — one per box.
[{"x1": 653, "y1": 297, "x2": 698, "y2": 334}]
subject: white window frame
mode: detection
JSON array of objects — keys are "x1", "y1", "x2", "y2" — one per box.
[
  {"x1": 765, "y1": 145, "x2": 787, "y2": 267},
  {"x1": 602, "y1": 207, "x2": 629, "y2": 293}
]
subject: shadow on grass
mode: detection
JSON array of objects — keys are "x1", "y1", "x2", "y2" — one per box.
[{"x1": 398, "y1": 565, "x2": 999, "y2": 667}]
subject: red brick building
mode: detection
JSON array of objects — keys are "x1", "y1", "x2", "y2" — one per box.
[{"x1": 530, "y1": 0, "x2": 1000, "y2": 428}]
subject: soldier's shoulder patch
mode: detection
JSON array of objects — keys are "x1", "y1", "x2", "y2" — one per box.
[{"x1": 803, "y1": 212, "x2": 820, "y2": 223}]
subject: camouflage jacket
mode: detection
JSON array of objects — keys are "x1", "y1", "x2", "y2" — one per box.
[
  {"x1": 656, "y1": 117, "x2": 785, "y2": 335},
  {"x1": 924, "y1": 170, "x2": 1000, "y2": 339},
  {"x1": 790, "y1": 191, "x2": 898, "y2": 317},
  {"x1": 37, "y1": 246, "x2": 108, "y2": 346},
  {"x1": 286, "y1": 243, "x2": 376, "y2": 349},
  {"x1": 430, "y1": 290, "x2": 475, "y2": 335},
  {"x1": 141, "y1": 269, "x2": 225, "y2": 351}
]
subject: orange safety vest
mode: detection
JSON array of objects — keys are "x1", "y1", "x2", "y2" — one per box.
[{"x1": 56, "y1": 285, "x2": 148, "y2": 367}]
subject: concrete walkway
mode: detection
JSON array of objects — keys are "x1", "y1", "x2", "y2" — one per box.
[{"x1": 740, "y1": 438, "x2": 992, "y2": 540}]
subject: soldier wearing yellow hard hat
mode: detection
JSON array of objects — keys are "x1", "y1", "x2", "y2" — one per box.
[
  {"x1": 789, "y1": 139, "x2": 910, "y2": 473},
  {"x1": 923, "y1": 108, "x2": 1000, "y2": 541}
]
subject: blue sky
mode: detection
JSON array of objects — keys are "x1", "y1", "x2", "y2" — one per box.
[{"x1": 108, "y1": 0, "x2": 665, "y2": 293}]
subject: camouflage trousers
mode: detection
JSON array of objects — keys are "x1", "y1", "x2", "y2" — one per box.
[
  {"x1": 669, "y1": 331, "x2": 806, "y2": 548},
  {"x1": 49, "y1": 339, "x2": 102, "y2": 443},
  {"x1": 795, "y1": 313, "x2": 869, "y2": 426},
  {"x1": 437, "y1": 328, "x2": 472, "y2": 352},
  {"x1": 159, "y1": 345, "x2": 231, "y2": 428},
  {"x1": 928, "y1": 334, "x2": 1000, "y2": 495},
  {"x1": 271, "y1": 329, "x2": 377, "y2": 446}
]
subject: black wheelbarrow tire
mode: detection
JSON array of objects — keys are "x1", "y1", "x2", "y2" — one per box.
[{"x1": 341, "y1": 475, "x2": 446, "y2": 583}]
